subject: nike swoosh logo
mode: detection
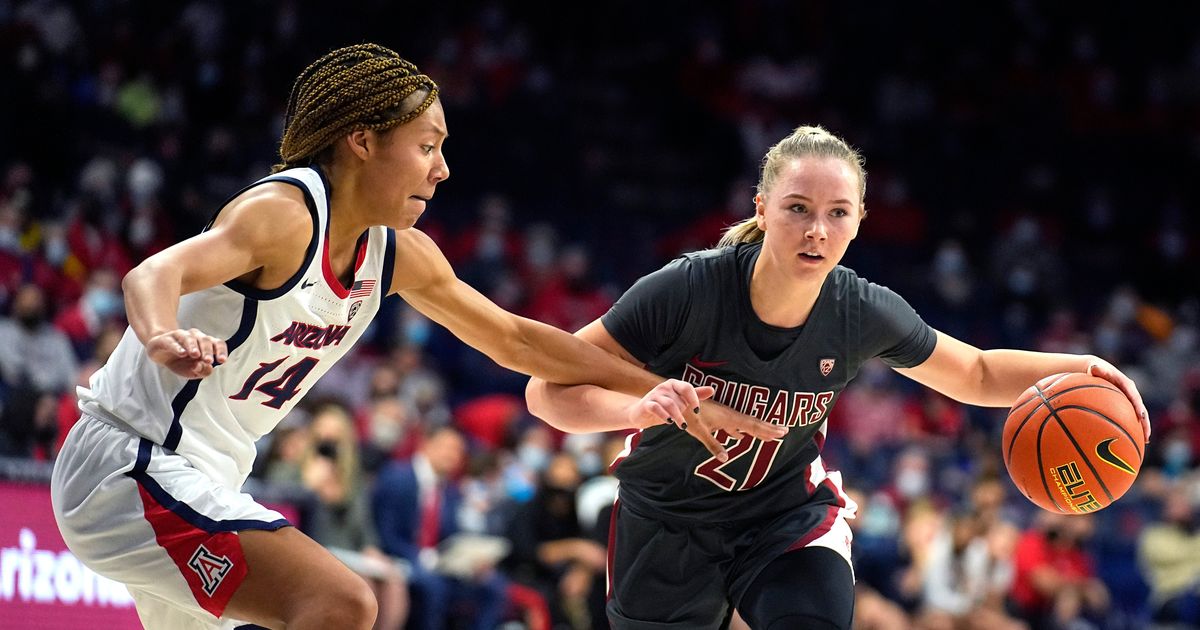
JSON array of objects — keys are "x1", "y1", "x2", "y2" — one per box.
[
  {"x1": 301, "y1": 279, "x2": 317, "y2": 290},
  {"x1": 1095, "y1": 438, "x2": 1136, "y2": 475},
  {"x1": 690, "y1": 354, "x2": 728, "y2": 369}
]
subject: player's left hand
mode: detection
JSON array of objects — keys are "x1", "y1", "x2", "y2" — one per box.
[{"x1": 1086, "y1": 358, "x2": 1150, "y2": 443}]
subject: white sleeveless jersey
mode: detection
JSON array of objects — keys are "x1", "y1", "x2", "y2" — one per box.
[{"x1": 79, "y1": 166, "x2": 395, "y2": 489}]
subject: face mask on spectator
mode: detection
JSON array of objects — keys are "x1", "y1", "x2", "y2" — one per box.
[
  {"x1": 517, "y1": 444, "x2": 549, "y2": 472},
  {"x1": 16, "y1": 309, "x2": 44, "y2": 330},
  {"x1": 370, "y1": 414, "x2": 403, "y2": 449},
  {"x1": 404, "y1": 317, "x2": 431, "y2": 347},
  {"x1": 1164, "y1": 439, "x2": 1191, "y2": 473},
  {"x1": 44, "y1": 237, "x2": 68, "y2": 266},
  {"x1": 85, "y1": 287, "x2": 123, "y2": 319},
  {"x1": 896, "y1": 468, "x2": 929, "y2": 498},
  {"x1": 576, "y1": 450, "x2": 603, "y2": 477},
  {"x1": 315, "y1": 440, "x2": 338, "y2": 460}
]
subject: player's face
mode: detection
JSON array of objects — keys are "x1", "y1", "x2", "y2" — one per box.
[
  {"x1": 362, "y1": 99, "x2": 450, "y2": 229},
  {"x1": 756, "y1": 157, "x2": 862, "y2": 279}
]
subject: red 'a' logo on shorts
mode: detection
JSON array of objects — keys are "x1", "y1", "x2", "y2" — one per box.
[
  {"x1": 188, "y1": 544, "x2": 234, "y2": 596},
  {"x1": 819, "y1": 358, "x2": 836, "y2": 377}
]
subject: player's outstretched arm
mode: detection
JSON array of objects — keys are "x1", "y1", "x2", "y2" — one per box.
[
  {"x1": 389, "y1": 229, "x2": 786, "y2": 455},
  {"x1": 122, "y1": 184, "x2": 313, "y2": 378},
  {"x1": 527, "y1": 320, "x2": 793, "y2": 462},
  {"x1": 895, "y1": 330, "x2": 1150, "y2": 440}
]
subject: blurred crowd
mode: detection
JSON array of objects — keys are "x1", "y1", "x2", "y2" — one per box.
[{"x1": 1, "y1": 1, "x2": 1198, "y2": 629}]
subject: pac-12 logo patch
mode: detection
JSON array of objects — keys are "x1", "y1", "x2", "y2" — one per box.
[
  {"x1": 819, "y1": 358, "x2": 836, "y2": 376},
  {"x1": 188, "y1": 544, "x2": 234, "y2": 596},
  {"x1": 348, "y1": 300, "x2": 362, "y2": 322}
]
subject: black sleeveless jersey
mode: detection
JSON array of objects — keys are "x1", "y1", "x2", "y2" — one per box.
[{"x1": 601, "y1": 242, "x2": 936, "y2": 522}]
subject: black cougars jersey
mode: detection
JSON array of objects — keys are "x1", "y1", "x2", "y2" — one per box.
[{"x1": 601, "y1": 242, "x2": 936, "y2": 522}]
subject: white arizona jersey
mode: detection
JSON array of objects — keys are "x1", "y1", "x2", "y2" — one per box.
[{"x1": 79, "y1": 166, "x2": 394, "y2": 489}]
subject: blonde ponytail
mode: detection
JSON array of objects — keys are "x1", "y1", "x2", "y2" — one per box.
[{"x1": 717, "y1": 217, "x2": 764, "y2": 248}]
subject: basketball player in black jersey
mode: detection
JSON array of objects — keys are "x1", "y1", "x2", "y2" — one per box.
[{"x1": 526, "y1": 125, "x2": 1150, "y2": 630}]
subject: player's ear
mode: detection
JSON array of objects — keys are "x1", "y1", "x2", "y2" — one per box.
[
  {"x1": 344, "y1": 130, "x2": 371, "y2": 161},
  {"x1": 850, "y1": 203, "x2": 866, "y2": 239},
  {"x1": 754, "y1": 194, "x2": 767, "y2": 232}
]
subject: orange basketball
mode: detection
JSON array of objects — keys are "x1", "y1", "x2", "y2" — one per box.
[{"x1": 1002, "y1": 372, "x2": 1143, "y2": 514}]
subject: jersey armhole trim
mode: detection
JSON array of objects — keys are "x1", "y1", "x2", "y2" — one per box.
[
  {"x1": 221, "y1": 175, "x2": 321, "y2": 301},
  {"x1": 382, "y1": 228, "x2": 397, "y2": 295}
]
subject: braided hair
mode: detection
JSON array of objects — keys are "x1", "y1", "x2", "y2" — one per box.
[{"x1": 272, "y1": 43, "x2": 439, "y2": 173}]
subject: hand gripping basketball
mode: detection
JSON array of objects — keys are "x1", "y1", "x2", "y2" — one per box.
[
  {"x1": 1085, "y1": 358, "x2": 1150, "y2": 442},
  {"x1": 1003, "y1": 371, "x2": 1145, "y2": 514}
]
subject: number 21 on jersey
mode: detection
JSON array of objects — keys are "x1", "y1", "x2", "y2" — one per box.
[{"x1": 694, "y1": 430, "x2": 783, "y2": 491}]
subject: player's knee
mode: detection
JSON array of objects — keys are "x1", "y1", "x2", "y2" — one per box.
[
  {"x1": 296, "y1": 573, "x2": 377, "y2": 627},
  {"x1": 335, "y1": 575, "x2": 378, "y2": 626}
]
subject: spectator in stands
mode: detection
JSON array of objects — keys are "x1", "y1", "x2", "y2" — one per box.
[
  {"x1": 1011, "y1": 513, "x2": 1110, "y2": 630},
  {"x1": 527, "y1": 245, "x2": 612, "y2": 334},
  {"x1": 841, "y1": 485, "x2": 912, "y2": 630},
  {"x1": 293, "y1": 403, "x2": 408, "y2": 630},
  {"x1": 54, "y1": 326, "x2": 122, "y2": 456},
  {"x1": 1138, "y1": 491, "x2": 1200, "y2": 627},
  {"x1": 53, "y1": 267, "x2": 124, "y2": 360},
  {"x1": 507, "y1": 451, "x2": 607, "y2": 629},
  {"x1": 918, "y1": 506, "x2": 1023, "y2": 630},
  {"x1": 0, "y1": 283, "x2": 77, "y2": 456},
  {"x1": 373, "y1": 425, "x2": 508, "y2": 630}
]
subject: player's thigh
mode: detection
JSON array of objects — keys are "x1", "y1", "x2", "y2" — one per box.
[
  {"x1": 607, "y1": 500, "x2": 730, "y2": 629},
  {"x1": 223, "y1": 526, "x2": 375, "y2": 627},
  {"x1": 737, "y1": 546, "x2": 855, "y2": 630}
]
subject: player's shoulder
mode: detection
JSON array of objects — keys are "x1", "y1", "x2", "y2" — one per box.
[
  {"x1": 827, "y1": 266, "x2": 910, "y2": 313},
  {"x1": 674, "y1": 243, "x2": 745, "y2": 275},
  {"x1": 213, "y1": 178, "x2": 315, "y2": 243},
  {"x1": 389, "y1": 227, "x2": 453, "y2": 292}
]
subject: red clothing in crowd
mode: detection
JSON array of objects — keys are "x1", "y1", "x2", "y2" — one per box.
[{"x1": 1010, "y1": 528, "x2": 1095, "y2": 611}]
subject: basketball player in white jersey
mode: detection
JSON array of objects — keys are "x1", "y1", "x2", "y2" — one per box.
[{"x1": 50, "y1": 44, "x2": 787, "y2": 630}]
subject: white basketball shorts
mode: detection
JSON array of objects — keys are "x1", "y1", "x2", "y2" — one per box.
[{"x1": 51, "y1": 414, "x2": 289, "y2": 630}]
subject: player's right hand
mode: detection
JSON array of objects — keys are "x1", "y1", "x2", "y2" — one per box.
[
  {"x1": 146, "y1": 328, "x2": 228, "y2": 379},
  {"x1": 626, "y1": 379, "x2": 716, "y2": 430},
  {"x1": 628, "y1": 380, "x2": 789, "y2": 462}
]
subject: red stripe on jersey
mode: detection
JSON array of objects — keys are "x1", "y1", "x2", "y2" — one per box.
[
  {"x1": 354, "y1": 234, "x2": 369, "y2": 271},
  {"x1": 135, "y1": 483, "x2": 248, "y2": 618},
  {"x1": 823, "y1": 477, "x2": 849, "y2": 509},
  {"x1": 606, "y1": 498, "x2": 621, "y2": 601},
  {"x1": 322, "y1": 230, "x2": 371, "y2": 299},
  {"x1": 813, "y1": 422, "x2": 827, "y2": 452},
  {"x1": 785, "y1": 504, "x2": 840, "y2": 552}
]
